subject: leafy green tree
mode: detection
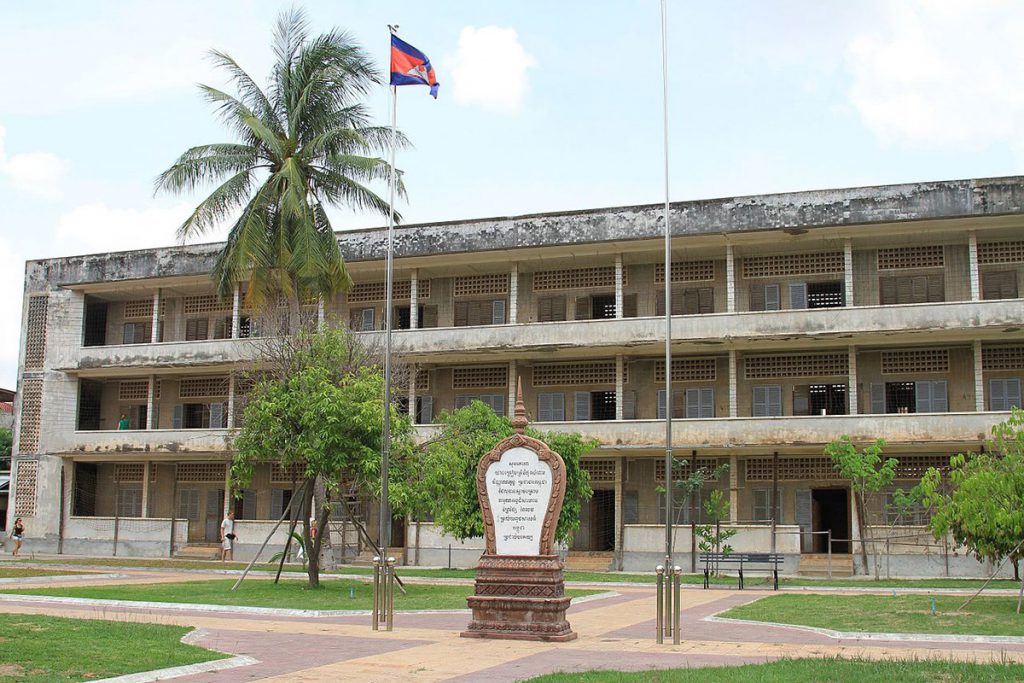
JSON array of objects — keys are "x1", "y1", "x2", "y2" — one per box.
[
  {"x1": 659, "y1": 457, "x2": 729, "y2": 526},
  {"x1": 155, "y1": 8, "x2": 403, "y2": 319},
  {"x1": 232, "y1": 326, "x2": 412, "y2": 587},
  {"x1": 401, "y1": 401, "x2": 596, "y2": 546},
  {"x1": 824, "y1": 436, "x2": 897, "y2": 577},
  {"x1": 0, "y1": 428, "x2": 11, "y2": 470},
  {"x1": 696, "y1": 490, "x2": 738, "y2": 576},
  {"x1": 920, "y1": 408, "x2": 1024, "y2": 581}
]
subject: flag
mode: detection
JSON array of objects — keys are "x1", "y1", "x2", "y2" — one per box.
[{"x1": 390, "y1": 34, "x2": 439, "y2": 98}]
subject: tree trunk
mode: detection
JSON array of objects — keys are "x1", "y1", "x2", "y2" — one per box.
[
  {"x1": 313, "y1": 474, "x2": 335, "y2": 571},
  {"x1": 853, "y1": 489, "x2": 871, "y2": 577},
  {"x1": 300, "y1": 478, "x2": 319, "y2": 588}
]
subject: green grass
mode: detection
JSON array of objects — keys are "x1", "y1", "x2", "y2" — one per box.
[
  {"x1": 527, "y1": 658, "x2": 1024, "y2": 682},
  {"x1": 0, "y1": 613, "x2": 223, "y2": 682},
  {"x1": 0, "y1": 567, "x2": 80, "y2": 579},
  {"x1": 1, "y1": 578, "x2": 598, "y2": 611},
  {"x1": 721, "y1": 593, "x2": 1024, "y2": 636}
]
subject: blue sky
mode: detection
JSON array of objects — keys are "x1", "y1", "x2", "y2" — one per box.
[{"x1": 2, "y1": 1, "x2": 1023, "y2": 388}]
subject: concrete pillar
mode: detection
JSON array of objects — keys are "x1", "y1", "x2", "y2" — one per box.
[
  {"x1": 509, "y1": 264, "x2": 519, "y2": 324},
  {"x1": 151, "y1": 289, "x2": 161, "y2": 342},
  {"x1": 227, "y1": 374, "x2": 236, "y2": 429},
  {"x1": 614, "y1": 457, "x2": 624, "y2": 569},
  {"x1": 146, "y1": 374, "x2": 156, "y2": 430},
  {"x1": 142, "y1": 462, "x2": 151, "y2": 517},
  {"x1": 729, "y1": 455, "x2": 739, "y2": 523},
  {"x1": 408, "y1": 364, "x2": 417, "y2": 425},
  {"x1": 726, "y1": 244, "x2": 736, "y2": 313},
  {"x1": 969, "y1": 231, "x2": 981, "y2": 301},
  {"x1": 615, "y1": 354, "x2": 624, "y2": 420},
  {"x1": 847, "y1": 346, "x2": 858, "y2": 415},
  {"x1": 728, "y1": 350, "x2": 738, "y2": 417},
  {"x1": 974, "y1": 340, "x2": 985, "y2": 412},
  {"x1": 410, "y1": 269, "x2": 419, "y2": 329},
  {"x1": 507, "y1": 361, "x2": 517, "y2": 414},
  {"x1": 844, "y1": 239, "x2": 854, "y2": 306},
  {"x1": 317, "y1": 297, "x2": 325, "y2": 330},
  {"x1": 223, "y1": 466, "x2": 232, "y2": 517},
  {"x1": 231, "y1": 284, "x2": 241, "y2": 339},
  {"x1": 615, "y1": 254, "x2": 624, "y2": 318}
]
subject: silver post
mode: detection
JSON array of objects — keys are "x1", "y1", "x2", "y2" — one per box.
[
  {"x1": 659, "y1": 0, "x2": 674, "y2": 576},
  {"x1": 655, "y1": 565, "x2": 665, "y2": 643},
  {"x1": 672, "y1": 565, "x2": 681, "y2": 645},
  {"x1": 386, "y1": 556, "x2": 396, "y2": 631},
  {"x1": 371, "y1": 555, "x2": 381, "y2": 630},
  {"x1": 664, "y1": 563, "x2": 673, "y2": 638},
  {"x1": 827, "y1": 530, "x2": 833, "y2": 579}
]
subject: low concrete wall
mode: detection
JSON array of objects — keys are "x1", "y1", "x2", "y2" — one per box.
[{"x1": 408, "y1": 523, "x2": 484, "y2": 569}]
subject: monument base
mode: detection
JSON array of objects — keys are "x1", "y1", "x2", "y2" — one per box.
[{"x1": 460, "y1": 554, "x2": 577, "y2": 641}]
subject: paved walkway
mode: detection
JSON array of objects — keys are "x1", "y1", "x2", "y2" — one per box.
[{"x1": 2, "y1": 566, "x2": 1024, "y2": 681}]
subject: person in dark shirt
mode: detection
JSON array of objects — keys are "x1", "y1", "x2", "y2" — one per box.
[{"x1": 10, "y1": 518, "x2": 24, "y2": 557}]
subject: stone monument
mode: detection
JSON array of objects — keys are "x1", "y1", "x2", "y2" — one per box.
[{"x1": 460, "y1": 382, "x2": 577, "y2": 641}]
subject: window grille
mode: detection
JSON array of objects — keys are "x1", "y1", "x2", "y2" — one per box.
[
  {"x1": 655, "y1": 260, "x2": 716, "y2": 283},
  {"x1": 654, "y1": 458, "x2": 723, "y2": 482},
  {"x1": 744, "y1": 353, "x2": 847, "y2": 379},
  {"x1": 416, "y1": 370, "x2": 430, "y2": 392},
  {"x1": 179, "y1": 377, "x2": 230, "y2": 398},
  {"x1": 979, "y1": 241, "x2": 1024, "y2": 265},
  {"x1": 893, "y1": 455, "x2": 951, "y2": 479},
  {"x1": 745, "y1": 457, "x2": 839, "y2": 481},
  {"x1": 24, "y1": 295, "x2": 48, "y2": 369},
  {"x1": 114, "y1": 463, "x2": 145, "y2": 483},
  {"x1": 742, "y1": 252, "x2": 843, "y2": 279},
  {"x1": 18, "y1": 379, "x2": 42, "y2": 453},
  {"x1": 123, "y1": 299, "x2": 154, "y2": 319},
  {"x1": 983, "y1": 345, "x2": 1024, "y2": 370},
  {"x1": 176, "y1": 463, "x2": 227, "y2": 483},
  {"x1": 271, "y1": 462, "x2": 306, "y2": 484},
  {"x1": 583, "y1": 459, "x2": 616, "y2": 483},
  {"x1": 182, "y1": 294, "x2": 230, "y2": 314},
  {"x1": 118, "y1": 380, "x2": 159, "y2": 402},
  {"x1": 654, "y1": 358, "x2": 717, "y2": 382},
  {"x1": 452, "y1": 366, "x2": 507, "y2": 389},
  {"x1": 881, "y1": 349, "x2": 949, "y2": 374},
  {"x1": 454, "y1": 274, "x2": 508, "y2": 296},
  {"x1": 347, "y1": 279, "x2": 430, "y2": 303},
  {"x1": 877, "y1": 245, "x2": 944, "y2": 270},
  {"x1": 14, "y1": 460, "x2": 37, "y2": 516},
  {"x1": 533, "y1": 361, "x2": 619, "y2": 386},
  {"x1": 533, "y1": 266, "x2": 621, "y2": 291}
]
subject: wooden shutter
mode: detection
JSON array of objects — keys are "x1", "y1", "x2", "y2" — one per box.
[
  {"x1": 421, "y1": 305, "x2": 438, "y2": 328},
  {"x1": 698, "y1": 287, "x2": 714, "y2": 314},
  {"x1": 574, "y1": 296, "x2": 591, "y2": 320},
  {"x1": 151, "y1": 403, "x2": 159, "y2": 429},
  {"x1": 895, "y1": 276, "x2": 913, "y2": 304},
  {"x1": 752, "y1": 385, "x2": 767, "y2": 416},
  {"x1": 270, "y1": 489, "x2": 285, "y2": 520},
  {"x1": 789, "y1": 283, "x2": 807, "y2": 309},
  {"x1": 623, "y1": 293, "x2": 638, "y2": 318},
  {"x1": 454, "y1": 301, "x2": 469, "y2": 326},
  {"x1": 699, "y1": 387, "x2": 714, "y2": 418},
  {"x1": 990, "y1": 379, "x2": 1007, "y2": 411},
  {"x1": 538, "y1": 296, "x2": 566, "y2": 322},
  {"x1": 983, "y1": 271, "x2": 1018, "y2": 300},
  {"x1": 349, "y1": 309, "x2": 361, "y2": 330},
  {"x1": 122, "y1": 323, "x2": 135, "y2": 344},
  {"x1": 455, "y1": 395, "x2": 474, "y2": 410},
  {"x1": 574, "y1": 392, "x2": 591, "y2": 421},
  {"x1": 657, "y1": 389, "x2": 667, "y2": 419},
  {"x1": 418, "y1": 395, "x2": 433, "y2": 423},
  {"x1": 1009, "y1": 379, "x2": 1023, "y2": 410},
  {"x1": 622, "y1": 390, "x2": 636, "y2": 419},
  {"x1": 879, "y1": 277, "x2": 897, "y2": 305},
  {"x1": 213, "y1": 317, "x2": 228, "y2": 340},
  {"x1": 767, "y1": 385, "x2": 782, "y2": 415},
  {"x1": 931, "y1": 380, "x2": 948, "y2": 412},
  {"x1": 793, "y1": 385, "x2": 810, "y2": 415},
  {"x1": 491, "y1": 299, "x2": 506, "y2": 325},
  {"x1": 538, "y1": 392, "x2": 564, "y2": 421},
  {"x1": 926, "y1": 274, "x2": 944, "y2": 302},
  {"x1": 209, "y1": 402, "x2": 225, "y2": 428},
  {"x1": 172, "y1": 404, "x2": 184, "y2": 429},
  {"x1": 749, "y1": 285, "x2": 766, "y2": 311},
  {"x1": 682, "y1": 289, "x2": 700, "y2": 315},
  {"x1": 796, "y1": 490, "x2": 813, "y2": 550},
  {"x1": 685, "y1": 388, "x2": 700, "y2": 418},
  {"x1": 870, "y1": 383, "x2": 885, "y2": 414},
  {"x1": 915, "y1": 381, "x2": 933, "y2": 413},
  {"x1": 360, "y1": 308, "x2": 375, "y2": 331},
  {"x1": 242, "y1": 490, "x2": 256, "y2": 520},
  {"x1": 765, "y1": 284, "x2": 781, "y2": 311}
]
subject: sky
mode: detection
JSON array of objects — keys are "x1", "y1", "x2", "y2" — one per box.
[{"x1": 2, "y1": 0, "x2": 1024, "y2": 389}]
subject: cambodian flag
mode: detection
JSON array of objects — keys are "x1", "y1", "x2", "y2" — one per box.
[{"x1": 390, "y1": 34, "x2": 439, "y2": 98}]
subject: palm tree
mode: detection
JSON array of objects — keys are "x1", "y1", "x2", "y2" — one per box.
[{"x1": 156, "y1": 8, "x2": 403, "y2": 322}]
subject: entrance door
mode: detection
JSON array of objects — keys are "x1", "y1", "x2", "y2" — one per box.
[
  {"x1": 590, "y1": 490, "x2": 615, "y2": 551},
  {"x1": 811, "y1": 488, "x2": 850, "y2": 553},
  {"x1": 178, "y1": 489, "x2": 202, "y2": 542},
  {"x1": 205, "y1": 489, "x2": 224, "y2": 543}
]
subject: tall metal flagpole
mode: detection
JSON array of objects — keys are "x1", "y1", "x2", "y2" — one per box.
[
  {"x1": 381, "y1": 38, "x2": 399, "y2": 560},
  {"x1": 660, "y1": 0, "x2": 674, "y2": 572}
]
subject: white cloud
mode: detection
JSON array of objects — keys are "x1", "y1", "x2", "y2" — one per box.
[
  {"x1": 450, "y1": 26, "x2": 535, "y2": 113},
  {"x1": 0, "y1": 124, "x2": 68, "y2": 198},
  {"x1": 0, "y1": 237, "x2": 24, "y2": 389},
  {"x1": 54, "y1": 201, "x2": 221, "y2": 257},
  {"x1": 846, "y1": 1, "x2": 1024, "y2": 154}
]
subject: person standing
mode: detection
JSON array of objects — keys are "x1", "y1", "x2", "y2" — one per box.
[
  {"x1": 220, "y1": 510, "x2": 236, "y2": 562},
  {"x1": 10, "y1": 518, "x2": 24, "y2": 557}
]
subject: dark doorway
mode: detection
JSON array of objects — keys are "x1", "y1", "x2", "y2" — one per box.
[
  {"x1": 812, "y1": 488, "x2": 850, "y2": 553},
  {"x1": 390, "y1": 516, "x2": 406, "y2": 548},
  {"x1": 590, "y1": 490, "x2": 615, "y2": 551}
]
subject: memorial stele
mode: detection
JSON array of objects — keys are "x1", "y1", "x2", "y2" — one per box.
[{"x1": 461, "y1": 382, "x2": 577, "y2": 641}]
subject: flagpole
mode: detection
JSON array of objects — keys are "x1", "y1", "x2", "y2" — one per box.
[
  {"x1": 381, "y1": 68, "x2": 398, "y2": 561},
  {"x1": 660, "y1": 0, "x2": 674, "y2": 573}
]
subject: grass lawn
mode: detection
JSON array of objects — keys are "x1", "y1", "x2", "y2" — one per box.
[
  {"x1": 1, "y1": 577, "x2": 598, "y2": 611},
  {"x1": 720, "y1": 593, "x2": 1024, "y2": 636},
  {"x1": 0, "y1": 567, "x2": 81, "y2": 579},
  {"x1": 527, "y1": 658, "x2": 1024, "y2": 682},
  {"x1": 0, "y1": 613, "x2": 223, "y2": 682}
]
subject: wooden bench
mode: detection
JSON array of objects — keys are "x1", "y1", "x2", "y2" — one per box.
[{"x1": 699, "y1": 552, "x2": 783, "y2": 590}]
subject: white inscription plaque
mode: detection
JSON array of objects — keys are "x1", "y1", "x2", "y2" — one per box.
[{"x1": 485, "y1": 446, "x2": 553, "y2": 556}]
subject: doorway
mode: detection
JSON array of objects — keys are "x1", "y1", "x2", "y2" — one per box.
[
  {"x1": 573, "y1": 490, "x2": 615, "y2": 551},
  {"x1": 811, "y1": 488, "x2": 850, "y2": 553},
  {"x1": 204, "y1": 489, "x2": 224, "y2": 543}
]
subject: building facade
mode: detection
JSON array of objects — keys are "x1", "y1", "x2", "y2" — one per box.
[{"x1": 12, "y1": 177, "x2": 1024, "y2": 575}]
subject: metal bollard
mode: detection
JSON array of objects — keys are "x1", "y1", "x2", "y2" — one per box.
[
  {"x1": 371, "y1": 555, "x2": 381, "y2": 631},
  {"x1": 672, "y1": 565, "x2": 682, "y2": 645},
  {"x1": 655, "y1": 565, "x2": 665, "y2": 644},
  {"x1": 385, "y1": 556, "x2": 396, "y2": 631},
  {"x1": 663, "y1": 564, "x2": 674, "y2": 638}
]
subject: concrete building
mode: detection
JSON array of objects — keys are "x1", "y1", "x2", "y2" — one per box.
[{"x1": 11, "y1": 176, "x2": 1024, "y2": 575}]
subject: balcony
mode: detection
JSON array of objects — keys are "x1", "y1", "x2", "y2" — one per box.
[
  {"x1": 55, "y1": 429, "x2": 233, "y2": 456},
  {"x1": 58, "y1": 338, "x2": 254, "y2": 377}
]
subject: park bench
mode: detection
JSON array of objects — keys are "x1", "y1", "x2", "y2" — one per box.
[{"x1": 699, "y1": 552, "x2": 783, "y2": 590}]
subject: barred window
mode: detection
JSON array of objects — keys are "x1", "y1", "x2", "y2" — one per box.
[
  {"x1": 881, "y1": 349, "x2": 949, "y2": 374},
  {"x1": 347, "y1": 279, "x2": 430, "y2": 302},
  {"x1": 176, "y1": 463, "x2": 227, "y2": 483},
  {"x1": 583, "y1": 459, "x2": 616, "y2": 483},
  {"x1": 877, "y1": 245, "x2": 944, "y2": 270},
  {"x1": 983, "y1": 345, "x2": 1024, "y2": 370},
  {"x1": 655, "y1": 260, "x2": 716, "y2": 283},
  {"x1": 113, "y1": 463, "x2": 145, "y2": 483},
  {"x1": 654, "y1": 458, "x2": 723, "y2": 482},
  {"x1": 18, "y1": 379, "x2": 42, "y2": 453},
  {"x1": 24, "y1": 295, "x2": 48, "y2": 369},
  {"x1": 14, "y1": 460, "x2": 38, "y2": 516},
  {"x1": 978, "y1": 241, "x2": 1024, "y2": 265},
  {"x1": 416, "y1": 370, "x2": 430, "y2": 392},
  {"x1": 118, "y1": 380, "x2": 159, "y2": 402},
  {"x1": 742, "y1": 253, "x2": 843, "y2": 279},
  {"x1": 123, "y1": 299, "x2": 154, "y2": 319},
  {"x1": 271, "y1": 462, "x2": 306, "y2": 484},
  {"x1": 533, "y1": 361, "x2": 619, "y2": 386},
  {"x1": 454, "y1": 274, "x2": 508, "y2": 296},
  {"x1": 452, "y1": 366, "x2": 507, "y2": 389},
  {"x1": 654, "y1": 358, "x2": 717, "y2": 382},
  {"x1": 744, "y1": 353, "x2": 848, "y2": 379},
  {"x1": 183, "y1": 294, "x2": 230, "y2": 314},
  {"x1": 533, "y1": 266, "x2": 620, "y2": 291},
  {"x1": 179, "y1": 377, "x2": 230, "y2": 398},
  {"x1": 745, "y1": 457, "x2": 839, "y2": 481}
]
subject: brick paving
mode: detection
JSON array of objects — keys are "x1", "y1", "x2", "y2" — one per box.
[{"x1": 2, "y1": 567, "x2": 1024, "y2": 681}]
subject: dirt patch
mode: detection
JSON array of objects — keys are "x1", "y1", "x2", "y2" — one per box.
[{"x1": 0, "y1": 663, "x2": 25, "y2": 676}]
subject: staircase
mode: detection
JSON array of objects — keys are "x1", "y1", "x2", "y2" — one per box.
[
  {"x1": 564, "y1": 551, "x2": 614, "y2": 572},
  {"x1": 174, "y1": 544, "x2": 221, "y2": 561},
  {"x1": 327, "y1": 483, "x2": 369, "y2": 565},
  {"x1": 798, "y1": 553, "x2": 854, "y2": 577}
]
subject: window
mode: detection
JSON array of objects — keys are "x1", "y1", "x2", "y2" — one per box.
[
  {"x1": 349, "y1": 308, "x2": 375, "y2": 332},
  {"x1": 77, "y1": 380, "x2": 103, "y2": 431},
  {"x1": 623, "y1": 491, "x2": 639, "y2": 524},
  {"x1": 875, "y1": 381, "x2": 947, "y2": 414},
  {"x1": 880, "y1": 488, "x2": 931, "y2": 526},
  {"x1": 685, "y1": 387, "x2": 715, "y2": 418},
  {"x1": 185, "y1": 318, "x2": 209, "y2": 341},
  {"x1": 657, "y1": 490, "x2": 703, "y2": 524},
  {"x1": 982, "y1": 271, "x2": 1019, "y2": 300},
  {"x1": 537, "y1": 392, "x2": 565, "y2": 421},
  {"x1": 752, "y1": 385, "x2": 783, "y2": 416},
  {"x1": 656, "y1": 389, "x2": 685, "y2": 419},
  {"x1": 119, "y1": 404, "x2": 148, "y2": 430},
  {"x1": 749, "y1": 284, "x2": 780, "y2": 311},
  {"x1": 116, "y1": 486, "x2": 143, "y2": 518},
  {"x1": 454, "y1": 394, "x2": 505, "y2": 416},
  {"x1": 83, "y1": 301, "x2": 108, "y2": 347},
  {"x1": 806, "y1": 281, "x2": 845, "y2": 308},
  {"x1": 454, "y1": 299, "x2": 506, "y2": 326},
  {"x1": 752, "y1": 489, "x2": 782, "y2": 523},
  {"x1": 879, "y1": 275, "x2": 944, "y2": 305},
  {"x1": 656, "y1": 287, "x2": 714, "y2": 316},
  {"x1": 990, "y1": 378, "x2": 1022, "y2": 411},
  {"x1": 914, "y1": 380, "x2": 948, "y2": 413},
  {"x1": 175, "y1": 402, "x2": 228, "y2": 429},
  {"x1": 394, "y1": 305, "x2": 433, "y2": 330},
  {"x1": 794, "y1": 384, "x2": 847, "y2": 416},
  {"x1": 270, "y1": 488, "x2": 293, "y2": 519},
  {"x1": 537, "y1": 295, "x2": 567, "y2": 322},
  {"x1": 589, "y1": 391, "x2": 616, "y2": 420},
  {"x1": 122, "y1": 322, "x2": 151, "y2": 345},
  {"x1": 416, "y1": 396, "x2": 434, "y2": 423},
  {"x1": 572, "y1": 294, "x2": 616, "y2": 320}
]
